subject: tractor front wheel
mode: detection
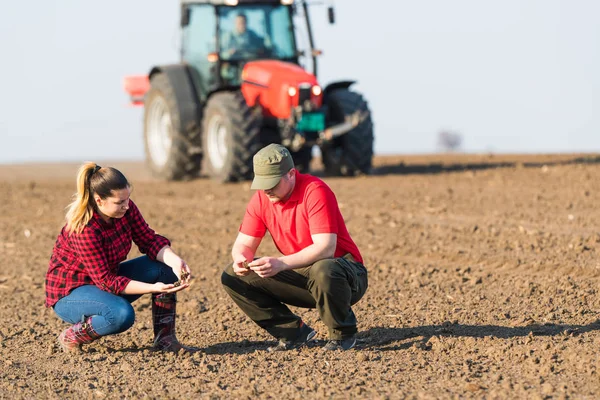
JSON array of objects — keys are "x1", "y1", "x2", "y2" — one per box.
[
  {"x1": 201, "y1": 92, "x2": 262, "y2": 182},
  {"x1": 320, "y1": 89, "x2": 374, "y2": 176},
  {"x1": 143, "y1": 73, "x2": 201, "y2": 180}
]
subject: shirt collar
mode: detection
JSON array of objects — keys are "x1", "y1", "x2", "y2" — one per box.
[
  {"x1": 91, "y1": 210, "x2": 113, "y2": 228},
  {"x1": 284, "y1": 173, "x2": 304, "y2": 203}
]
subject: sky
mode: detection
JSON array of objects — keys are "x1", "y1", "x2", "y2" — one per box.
[{"x1": 1, "y1": 0, "x2": 598, "y2": 164}]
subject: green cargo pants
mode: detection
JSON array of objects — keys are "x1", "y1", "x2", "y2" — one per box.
[{"x1": 221, "y1": 254, "x2": 368, "y2": 341}]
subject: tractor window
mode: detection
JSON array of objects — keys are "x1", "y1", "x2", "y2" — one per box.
[
  {"x1": 269, "y1": 7, "x2": 295, "y2": 59},
  {"x1": 182, "y1": 5, "x2": 217, "y2": 91},
  {"x1": 218, "y1": 5, "x2": 296, "y2": 61}
]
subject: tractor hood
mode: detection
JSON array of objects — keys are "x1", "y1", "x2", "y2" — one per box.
[{"x1": 241, "y1": 60, "x2": 323, "y2": 119}]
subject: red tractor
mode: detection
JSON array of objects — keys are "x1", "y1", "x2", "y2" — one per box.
[{"x1": 124, "y1": 0, "x2": 374, "y2": 182}]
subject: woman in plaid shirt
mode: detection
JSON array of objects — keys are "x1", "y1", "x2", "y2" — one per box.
[{"x1": 45, "y1": 162, "x2": 194, "y2": 352}]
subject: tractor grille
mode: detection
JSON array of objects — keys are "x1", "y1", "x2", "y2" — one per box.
[{"x1": 298, "y1": 85, "x2": 311, "y2": 105}]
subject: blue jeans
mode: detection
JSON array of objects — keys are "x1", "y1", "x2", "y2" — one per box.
[{"x1": 53, "y1": 256, "x2": 177, "y2": 336}]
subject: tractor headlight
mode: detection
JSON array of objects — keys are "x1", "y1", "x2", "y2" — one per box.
[
  {"x1": 311, "y1": 85, "x2": 322, "y2": 96},
  {"x1": 288, "y1": 86, "x2": 297, "y2": 97},
  {"x1": 281, "y1": 0, "x2": 294, "y2": 5}
]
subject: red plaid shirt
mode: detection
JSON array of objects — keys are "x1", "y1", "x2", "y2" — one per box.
[{"x1": 45, "y1": 200, "x2": 170, "y2": 307}]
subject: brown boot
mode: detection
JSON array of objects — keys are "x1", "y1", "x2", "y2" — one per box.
[
  {"x1": 151, "y1": 293, "x2": 196, "y2": 352},
  {"x1": 57, "y1": 316, "x2": 100, "y2": 353}
]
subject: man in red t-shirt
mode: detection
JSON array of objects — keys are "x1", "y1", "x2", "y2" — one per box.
[{"x1": 221, "y1": 144, "x2": 368, "y2": 351}]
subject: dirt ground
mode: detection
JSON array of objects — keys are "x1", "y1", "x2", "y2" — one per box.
[{"x1": 1, "y1": 153, "x2": 600, "y2": 399}]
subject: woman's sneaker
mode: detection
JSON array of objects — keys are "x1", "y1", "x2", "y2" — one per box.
[{"x1": 267, "y1": 321, "x2": 316, "y2": 352}]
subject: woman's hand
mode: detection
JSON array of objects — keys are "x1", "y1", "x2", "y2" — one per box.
[
  {"x1": 151, "y1": 282, "x2": 189, "y2": 294},
  {"x1": 172, "y1": 258, "x2": 192, "y2": 284},
  {"x1": 181, "y1": 260, "x2": 192, "y2": 284},
  {"x1": 158, "y1": 246, "x2": 192, "y2": 284}
]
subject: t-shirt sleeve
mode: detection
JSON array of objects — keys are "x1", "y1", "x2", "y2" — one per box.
[
  {"x1": 306, "y1": 183, "x2": 339, "y2": 235},
  {"x1": 239, "y1": 192, "x2": 267, "y2": 238}
]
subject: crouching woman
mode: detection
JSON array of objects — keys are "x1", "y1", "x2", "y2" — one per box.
[{"x1": 44, "y1": 162, "x2": 194, "y2": 352}]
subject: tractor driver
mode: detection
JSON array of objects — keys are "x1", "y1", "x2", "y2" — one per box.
[{"x1": 222, "y1": 13, "x2": 268, "y2": 59}]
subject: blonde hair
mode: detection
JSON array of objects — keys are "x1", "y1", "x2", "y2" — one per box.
[{"x1": 65, "y1": 162, "x2": 130, "y2": 234}]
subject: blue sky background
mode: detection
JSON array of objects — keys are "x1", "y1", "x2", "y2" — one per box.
[{"x1": 1, "y1": 0, "x2": 598, "y2": 163}]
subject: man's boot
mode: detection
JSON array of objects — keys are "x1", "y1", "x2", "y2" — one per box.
[
  {"x1": 152, "y1": 293, "x2": 196, "y2": 352},
  {"x1": 57, "y1": 316, "x2": 100, "y2": 352}
]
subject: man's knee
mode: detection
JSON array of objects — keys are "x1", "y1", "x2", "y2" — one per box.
[
  {"x1": 221, "y1": 263, "x2": 240, "y2": 292},
  {"x1": 222, "y1": 262, "x2": 237, "y2": 278},
  {"x1": 310, "y1": 259, "x2": 345, "y2": 290}
]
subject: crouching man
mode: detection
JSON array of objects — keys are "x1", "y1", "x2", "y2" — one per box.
[{"x1": 221, "y1": 144, "x2": 368, "y2": 351}]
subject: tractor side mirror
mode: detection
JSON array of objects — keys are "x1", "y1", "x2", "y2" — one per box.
[
  {"x1": 181, "y1": 7, "x2": 190, "y2": 27},
  {"x1": 327, "y1": 6, "x2": 335, "y2": 24}
]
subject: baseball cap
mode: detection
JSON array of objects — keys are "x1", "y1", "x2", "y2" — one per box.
[{"x1": 250, "y1": 144, "x2": 295, "y2": 190}]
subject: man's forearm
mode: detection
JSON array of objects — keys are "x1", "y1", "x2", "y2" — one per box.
[
  {"x1": 232, "y1": 242, "x2": 255, "y2": 260},
  {"x1": 278, "y1": 244, "x2": 335, "y2": 270}
]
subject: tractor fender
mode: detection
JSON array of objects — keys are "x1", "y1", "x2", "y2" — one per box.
[
  {"x1": 207, "y1": 85, "x2": 242, "y2": 98},
  {"x1": 148, "y1": 64, "x2": 202, "y2": 134},
  {"x1": 323, "y1": 80, "x2": 356, "y2": 102}
]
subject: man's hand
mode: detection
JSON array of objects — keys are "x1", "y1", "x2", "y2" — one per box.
[
  {"x1": 232, "y1": 253, "x2": 253, "y2": 276},
  {"x1": 248, "y1": 257, "x2": 288, "y2": 278},
  {"x1": 232, "y1": 247, "x2": 255, "y2": 277},
  {"x1": 231, "y1": 232, "x2": 262, "y2": 276},
  {"x1": 232, "y1": 260, "x2": 251, "y2": 276}
]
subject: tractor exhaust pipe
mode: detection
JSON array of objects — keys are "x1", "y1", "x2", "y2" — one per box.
[
  {"x1": 286, "y1": 109, "x2": 370, "y2": 152},
  {"x1": 318, "y1": 109, "x2": 370, "y2": 142}
]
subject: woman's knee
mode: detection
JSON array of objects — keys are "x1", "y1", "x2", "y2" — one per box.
[
  {"x1": 121, "y1": 256, "x2": 177, "y2": 285},
  {"x1": 159, "y1": 264, "x2": 178, "y2": 285},
  {"x1": 107, "y1": 300, "x2": 136, "y2": 334},
  {"x1": 149, "y1": 259, "x2": 177, "y2": 284}
]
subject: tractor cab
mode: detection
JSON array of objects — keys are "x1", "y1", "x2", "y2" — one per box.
[{"x1": 181, "y1": 0, "x2": 304, "y2": 92}]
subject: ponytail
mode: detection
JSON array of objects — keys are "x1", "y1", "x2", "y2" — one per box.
[{"x1": 65, "y1": 162, "x2": 129, "y2": 234}]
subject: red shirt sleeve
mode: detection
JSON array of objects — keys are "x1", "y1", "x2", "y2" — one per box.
[
  {"x1": 128, "y1": 200, "x2": 171, "y2": 259},
  {"x1": 70, "y1": 228, "x2": 131, "y2": 295},
  {"x1": 305, "y1": 182, "x2": 339, "y2": 235},
  {"x1": 239, "y1": 192, "x2": 267, "y2": 237}
]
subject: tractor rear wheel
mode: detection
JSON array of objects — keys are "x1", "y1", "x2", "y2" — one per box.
[
  {"x1": 143, "y1": 73, "x2": 201, "y2": 180},
  {"x1": 320, "y1": 89, "x2": 374, "y2": 176},
  {"x1": 291, "y1": 146, "x2": 313, "y2": 174},
  {"x1": 201, "y1": 92, "x2": 262, "y2": 182}
]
